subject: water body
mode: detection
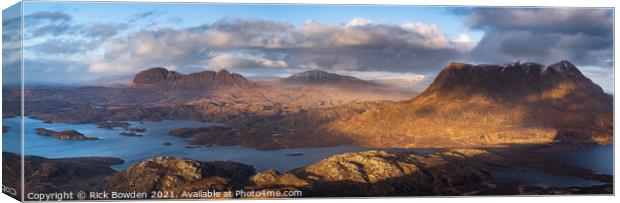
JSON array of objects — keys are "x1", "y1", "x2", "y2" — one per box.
[
  {"x1": 2, "y1": 117, "x2": 613, "y2": 188},
  {"x1": 2, "y1": 117, "x2": 366, "y2": 172},
  {"x1": 546, "y1": 145, "x2": 613, "y2": 175},
  {"x1": 491, "y1": 167, "x2": 604, "y2": 188}
]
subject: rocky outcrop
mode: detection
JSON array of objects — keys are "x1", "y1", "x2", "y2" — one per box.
[
  {"x1": 2, "y1": 152, "x2": 123, "y2": 200},
  {"x1": 34, "y1": 128, "x2": 100, "y2": 140},
  {"x1": 129, "y1": 67, "x2": 183, "y2": 89},
  {"x1": 129, "y1": 68, "x2": 255, "y2": 90},
  {"x1": 105, "y1": 156, "x2": 255, "y2": 197},
  {"x1": 253, "y1": 150, "x2": 498, "y2": 196}
]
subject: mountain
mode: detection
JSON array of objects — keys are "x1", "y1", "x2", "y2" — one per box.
[
  {"x1": 322, "y1": 60, "x2": 613, "y2": 148},
  {"x1": 280, "y1": 70, "x2": 381, "y2": 89},
  {"x1": 419, "y1": 60, "x2": 608, "y2": 102},
  {"x1": 129, "y1": 68, "x2": 255, "y2": 90}
]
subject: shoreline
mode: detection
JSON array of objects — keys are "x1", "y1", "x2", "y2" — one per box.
[{"x1": 3, "y1": 144, "x2": 612, "y2": 199}]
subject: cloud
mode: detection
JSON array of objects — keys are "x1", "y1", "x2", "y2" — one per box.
[
  {"x1": 83, "y1": 23, "x2": 128, "y2": 39},
  {"x1": 208, "y1": 54, "x2": 288, "y2": 69},
  {"x1": 90, "y1": 18, "x2": 472, "y2": 74},
  {"x1": 129, "y1": 10, "x2": 163, "y2": 22},
  {"x1": 464, "y1": 8, "x2": 612, "y2": 68},
  {"x1": 30, "y1": 23, "x2": 75, "y2": 37},
  {"x1": 466, "y1": 8, "x2": 612, "y2": 37},
  {"x1": 23, "y1": 11, "x2": 129, "y2": 56},
  {"x1": 345, "y1": 18, "x2": 372, "y2": 27},
  {"x1": 24, "y1": 11, "x2": 75, "y2": 37},
  {"x1": 28, "y1": 39, "x2": 100, "y2": 56},
  {"x1": 26, "y1": 11, "x2": 72, "y2": 24}
]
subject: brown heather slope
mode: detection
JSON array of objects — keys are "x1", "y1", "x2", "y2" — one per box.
[{"x1": 320, "y1": 60, "x2": 613, "y2": 148}]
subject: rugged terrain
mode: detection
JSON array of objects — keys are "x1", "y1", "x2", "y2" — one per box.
[
  {"x1": 4, "y1": 146, "x2": 611, "y2": 200},
  {"x1": 317, "y1": 61, "x2": 613, "y2": 148},
  {"x1": 2, "y1": 61, "x2": 612, "y2": 150},
  {"x1": 2, "y1": 152, "x2": 124, "y2": 200},
  {"x1": 159, "y1": 61, "x2": 613, "y2": 149}
]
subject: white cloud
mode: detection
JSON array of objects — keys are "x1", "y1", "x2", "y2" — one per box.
[
  {"x1": 208, "y1": 54, "x2": 288, "y2": 69},
  {"x1": 346, "y1": 18, "x2": 372, "y2": 27},
  {"x1": 454, "y1": 33, "x2": 472, "y2": 43}
]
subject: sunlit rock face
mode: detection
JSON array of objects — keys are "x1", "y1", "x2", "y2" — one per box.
[
  {"x1": 422, "y1": 60, "x2": 607, "y2": 103},
  {"x1": 326, "y1": 60, "x2": 612, "y2": 148}
]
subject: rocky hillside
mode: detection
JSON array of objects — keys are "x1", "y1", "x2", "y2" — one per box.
[
  {"x1": 322, "y1": 60, "x2": 612, "y2": 148},
  {"x1": 8, "y1": 147, "x2": 611, "y2": 199},
  {"x1": 2, "y1": 152, "x2": 123, "y2": 200},
  {"x1": 7, "y1": 150, "x2": 503, "y2": 198},
  {"x1": 276, "y1": 149, "x2": 499, "y2": 196},
  {"x1": 130, "y1": 68, "x2": 255, "y2": 90},
  {"x1": 106, "y1": 156, "x2": 255, "y2": 196}
]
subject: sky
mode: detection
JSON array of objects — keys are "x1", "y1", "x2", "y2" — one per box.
[{"x1": 2, "y1": 2, "x2": 614, "y2": 92}]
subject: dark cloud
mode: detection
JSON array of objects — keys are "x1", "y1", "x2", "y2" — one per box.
[
  {"x1": 465, "y1": 8, "x2": 613, "y2": 68},
  {"x1": 466, "y1": 8, "x2": 612, "y2": 37}
]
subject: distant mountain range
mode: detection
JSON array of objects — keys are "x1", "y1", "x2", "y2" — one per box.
[
  {"x1": 130, "y1": 67, "x2": 255, "y2": 90},
  {"x1": 129, "y1": 68, "x2": 413, "y2": 91},
  {"x1": 279, "y1": 70, "x2": 382, "y2": 88}
]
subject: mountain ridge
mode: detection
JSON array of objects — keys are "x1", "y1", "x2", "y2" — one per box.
[
  {"x1": 129, "y1": 67, "x2": 255, "y2": 90},
  {"x1": 418, "y1": 60, "x2": 607, "y2": 102}
]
